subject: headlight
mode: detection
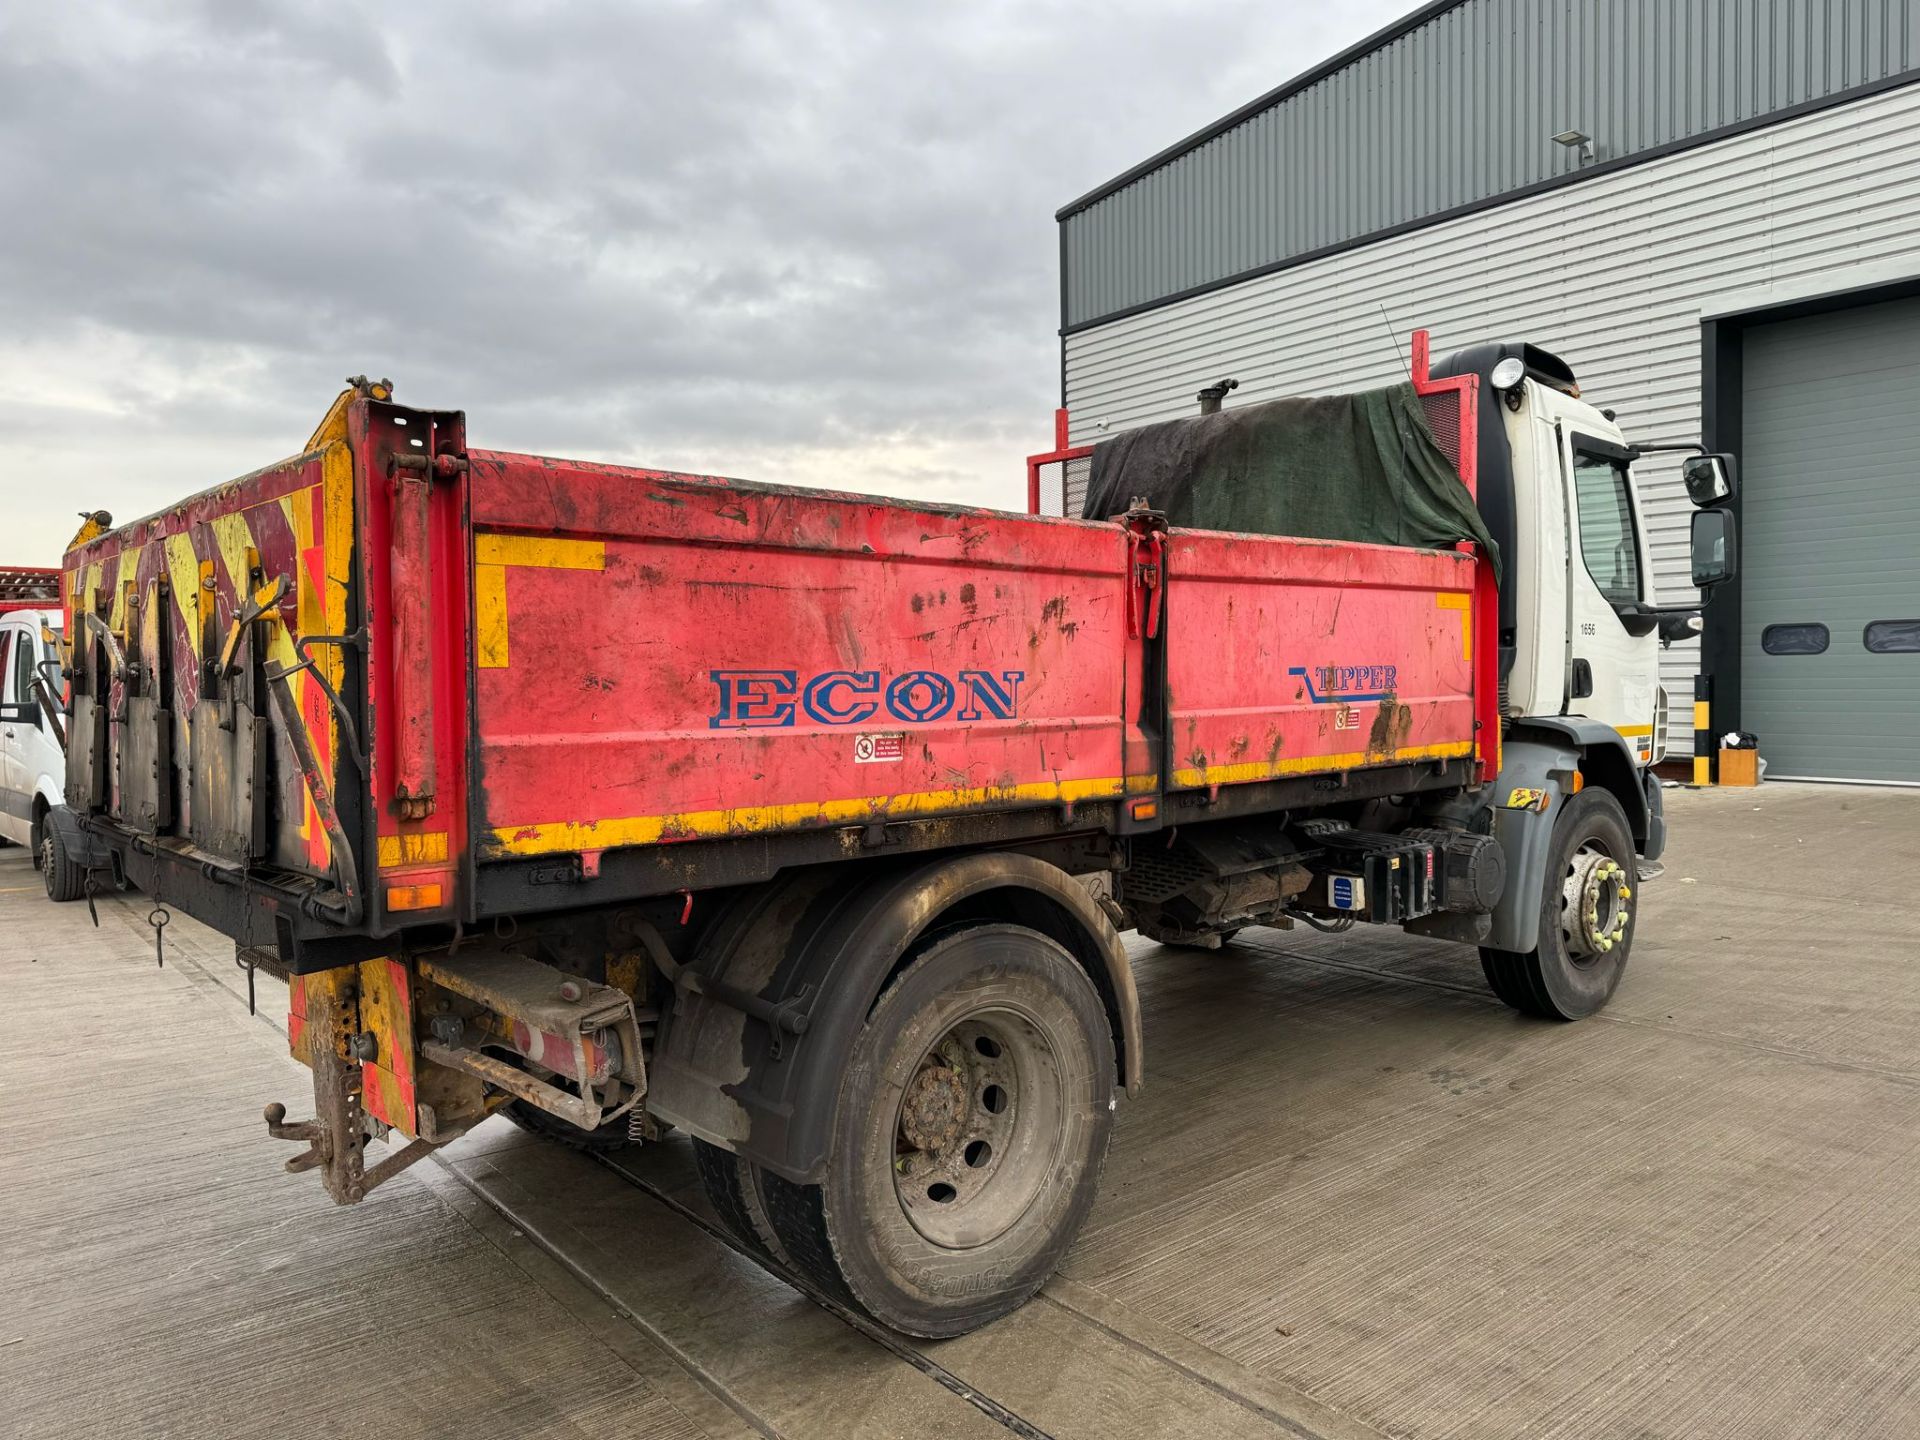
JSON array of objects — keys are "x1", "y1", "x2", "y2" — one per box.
[{"x1": 1490, "y1": 357, "x2": 1526, "y2": 390}]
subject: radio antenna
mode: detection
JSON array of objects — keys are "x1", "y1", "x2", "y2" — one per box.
[{"x1": 1378, "y1": 303, "x2": 1412, "y2": 381}]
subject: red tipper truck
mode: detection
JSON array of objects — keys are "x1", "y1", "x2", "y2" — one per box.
[{"x1": 57, "y1": 333, "x2": 1737, "y2": 1336}]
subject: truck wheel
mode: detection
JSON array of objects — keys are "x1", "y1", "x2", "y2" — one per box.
[
  {"x1": 693, "y1": 1138, "x2": 792, "y2": 1268},
  {"x1": 501, "y1": 1098, "x2": 634, "y2": 1153},
  {"x1": 1480, "y1": 788, "x2": 1636, "y2": 1020},
  {"x1": 42, "y1": 825, "x2": 84, "y2": 903},
  {"x1": 760, "y1": 923, "x2": 1115, "y2": 1338}
]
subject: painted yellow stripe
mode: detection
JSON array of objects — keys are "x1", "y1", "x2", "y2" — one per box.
[
  {"x1": 489, "y1": 776, "x2": 1129, "y2": 857},
  {"x1": 1616, "y1": 724, "x2": 1654, "y2": 737},
  {"x1": 475, "y1": 534, "x2": 605, "y2": 570},
  {"x1": 1435, "y1": 592, "x2": 1472, "y2": 661},
  {"x1": 1172, "y1": 741, "x2": 1475, "y2": 789},
  {"x1": 475, "y1": 564, "x2": 509, "y2": 668},
  {"x1": 378, "y1": 831, "x2": 450, "y2": 868},
  {"x1": 473, "y1": 534, "x2": 606, "y2": 670},
  {"x1": 1693, "y1": 700, "x2": 1710, "y2": 728}
]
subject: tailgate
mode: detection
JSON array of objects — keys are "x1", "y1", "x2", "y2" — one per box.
[{"x1": 61, "y1": 382, "x2": 471, "y2": 952}]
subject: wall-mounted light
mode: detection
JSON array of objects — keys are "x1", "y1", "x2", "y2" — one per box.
[{"x1": 1553, "y1": 129, "x2": 1596, "y2": 167}]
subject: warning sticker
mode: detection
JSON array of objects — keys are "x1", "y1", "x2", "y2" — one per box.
[
  {"x1": 1503, "y1": 787, "x2": 1551, "y2": 812},
  {"x1": 853, "y1": 732, "x2": 906, "y2": 764}
]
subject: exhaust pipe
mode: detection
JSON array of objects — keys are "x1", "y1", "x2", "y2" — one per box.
[{"x1": 1196, "y1": 377, "x2": 1239, "y2": 415}]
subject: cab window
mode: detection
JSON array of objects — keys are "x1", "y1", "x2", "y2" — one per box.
[
  {"x1": 0, "y1": 631, "x2": 14, "y2": 701},
  {"x1": 1571, "y1": 449, "x2": 1643, "y2": 607},
  {"x1": 13, "y1": 632, "x2": 35, "y2": 706}
]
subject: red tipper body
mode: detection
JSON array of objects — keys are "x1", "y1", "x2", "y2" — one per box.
[{"x1": 59, "y1": 355, "x2": 1492, "y2": 963}]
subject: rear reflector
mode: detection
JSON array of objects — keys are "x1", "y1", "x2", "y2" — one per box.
[{"x1": 386, "y1": 883, "x2": 443, "y2": 912}]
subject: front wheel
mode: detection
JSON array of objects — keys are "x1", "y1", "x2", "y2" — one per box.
[
  {"x1": 760, "y1": 923, "x2": 1116, "y2": 1338},
  {"x1": 1480, "y1": 788, "x2": 1637, "y2": 1020},
  {"x1": 42, "y1": 824, "x2": 84, "y2": 903}
]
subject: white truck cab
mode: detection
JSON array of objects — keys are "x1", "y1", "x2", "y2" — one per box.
[{"x1": 1434, "y1": 342, "x2": 1737, "y2": 784}]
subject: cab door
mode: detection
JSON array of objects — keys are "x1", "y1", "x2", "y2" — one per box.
[
  {"x1": 0, "y1": 624, "x2": 27, "y2": 843},
  {"x1": 1558, "y1": 426, "x2": 1660, "y2": 756}
]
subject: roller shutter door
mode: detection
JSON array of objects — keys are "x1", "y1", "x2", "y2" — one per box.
[{"x1": 1741, "y1": 298, "x2": 1920, "y2": 783}]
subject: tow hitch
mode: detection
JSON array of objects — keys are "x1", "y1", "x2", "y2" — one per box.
[{"x1": 266, "y1": 948, "x2": 645, "y2": 1203}]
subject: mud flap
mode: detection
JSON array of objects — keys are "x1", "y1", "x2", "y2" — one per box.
[{"x1": 1483, "y1": 736, "x2": 1580, "y2": 954}]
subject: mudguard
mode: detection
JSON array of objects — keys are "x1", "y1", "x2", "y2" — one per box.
[
  {"x1": 1512, "y1": 718, "x2": 1651, "y2": 845},
  {"x1": 646, "y1": 852, "x2": 1141, "y2": 1185},
  {"x1": 45, "y1": 804, "x2": 113, "y2": 870},
  {"x1": 1483, "y1": 735, "x2": 1582, "y2": 954}
]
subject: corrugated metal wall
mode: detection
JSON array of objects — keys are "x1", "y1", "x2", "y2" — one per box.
[
  {"x1": 1061, "y1": 80, "x2": 1920, "y2": 742},
  {"x1": 1062, "y1": 0, "x2": 1920, "y2": 328}
]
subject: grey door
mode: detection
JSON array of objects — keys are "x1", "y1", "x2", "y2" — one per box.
[{"x1": 1742, "y1": 297, "x2": 1920, "y2": 783}]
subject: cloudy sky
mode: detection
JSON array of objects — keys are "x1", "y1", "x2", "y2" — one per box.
[{"x1": 3, "y1": 0, "x2": 1407, "y2": 564}]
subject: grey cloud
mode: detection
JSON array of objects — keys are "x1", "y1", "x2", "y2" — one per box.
[{"x1": 1, "y1": 0, "x2": 1408, "y2": 558}]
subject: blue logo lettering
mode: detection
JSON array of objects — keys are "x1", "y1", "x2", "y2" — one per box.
[
  {"x1": 710, "y1": 669, "x2": 798, "y2": 728},
  {"x1": 955, "y1": 670, "x2": 1025, "y2": 721},
  {"x1": 802, "y1": 670, "x2": 880, "y2": 725},
  {"x1": 885, "y1": 671, "x2": 956, "y2": 723},
  {"x1": 711, "y1": 668, "x2": 1024, "y2": 727}
]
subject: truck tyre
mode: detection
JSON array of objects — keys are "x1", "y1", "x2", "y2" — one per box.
[
  {"x1": 501, "y1": 1098, "x2": 635, "y2": 1153},
  {"x1": 1480, "y1": 788, "x2": 1636, "y2": 1021},
  {"x1": 759, "y1": 922, "x2": 1115, "y2": 1337},
  {"x1": 42, "y1": 824, "x2": 84, "y2": 903},
  {"x1": 693, "y1": 1138, "x2": 793, "y2": 1268}
]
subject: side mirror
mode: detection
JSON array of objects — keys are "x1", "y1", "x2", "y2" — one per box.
[
  {"x1": 1682, "y1": 453, "x2": 1737, "y2": 506},
  {"x1": 1691, "y1": 508, "x2": 1737, "y2": 589}
]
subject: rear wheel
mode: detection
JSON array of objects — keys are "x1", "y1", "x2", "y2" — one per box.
[
  {"x1": 501, "y1": 1098, "x2": 635, "y2": 1153},
  {"x1": 42, "y1": 824, "x2": 84, "y2": 903},
  {"x1": 693, "y1": 1138, "x2": 792, "y2": 1268},
  {"x1": 760, "y1": 923, "x2": 1115, "y2": 1337},
  {"x1": 1480, "y1": 788, "x2": 1636, "y2": 1020}
]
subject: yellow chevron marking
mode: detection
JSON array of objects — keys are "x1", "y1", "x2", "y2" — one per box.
[
  {"x1": 473, "y1": 534, "x2": 606, "y2": 669},
  {"x1": 162, "y1": 534, "x2": 203, "y2": 658}
]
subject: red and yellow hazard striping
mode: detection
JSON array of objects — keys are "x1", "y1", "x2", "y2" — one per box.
[{"x1": 67, "y1": 393, "x2": 359, "y2": 874}]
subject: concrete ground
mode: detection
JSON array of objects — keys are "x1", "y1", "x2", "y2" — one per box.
[{"x1": 3, "y1": 782, "x2": 1917, "y2": 1439}]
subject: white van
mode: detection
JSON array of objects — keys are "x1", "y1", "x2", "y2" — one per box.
[{"x1": 0, "y1": 607, "x2": 88, "y2": 899}]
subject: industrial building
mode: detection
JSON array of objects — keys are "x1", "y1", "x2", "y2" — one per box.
[{"x1": 1051, "y1": 0, "x2": 1920, "y2": 783}]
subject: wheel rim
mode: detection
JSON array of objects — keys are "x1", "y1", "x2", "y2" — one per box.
[
  {"x1": 892, "y1": 1007, "x2": 1064, "y2": 1250},
  {"x1": 1561, "y1": 841, "x2": 1631, "y2": 964}
]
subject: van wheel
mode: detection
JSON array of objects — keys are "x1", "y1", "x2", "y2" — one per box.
[
  {"x1": 1480, "y1": 788, "x2": 1636, "y2": 1020},
  {"x1": 759, "y1": 923, "x2": 1115, "y2": 1338},
  {"x1": 42, "y1": 825, "x2": 84, "y2": 903},
  {"x1": 693, "y1": 1138, "x2": 792, "y2": 1268}
]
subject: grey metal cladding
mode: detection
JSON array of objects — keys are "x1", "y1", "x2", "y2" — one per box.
[{"x1": 1060, "y1": 0, "x2": 1920, "y2": 329}]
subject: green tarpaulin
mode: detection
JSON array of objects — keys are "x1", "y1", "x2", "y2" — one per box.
[{"x1": 1081, "y1": 381, "x2": 1500, "y2": 581}]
